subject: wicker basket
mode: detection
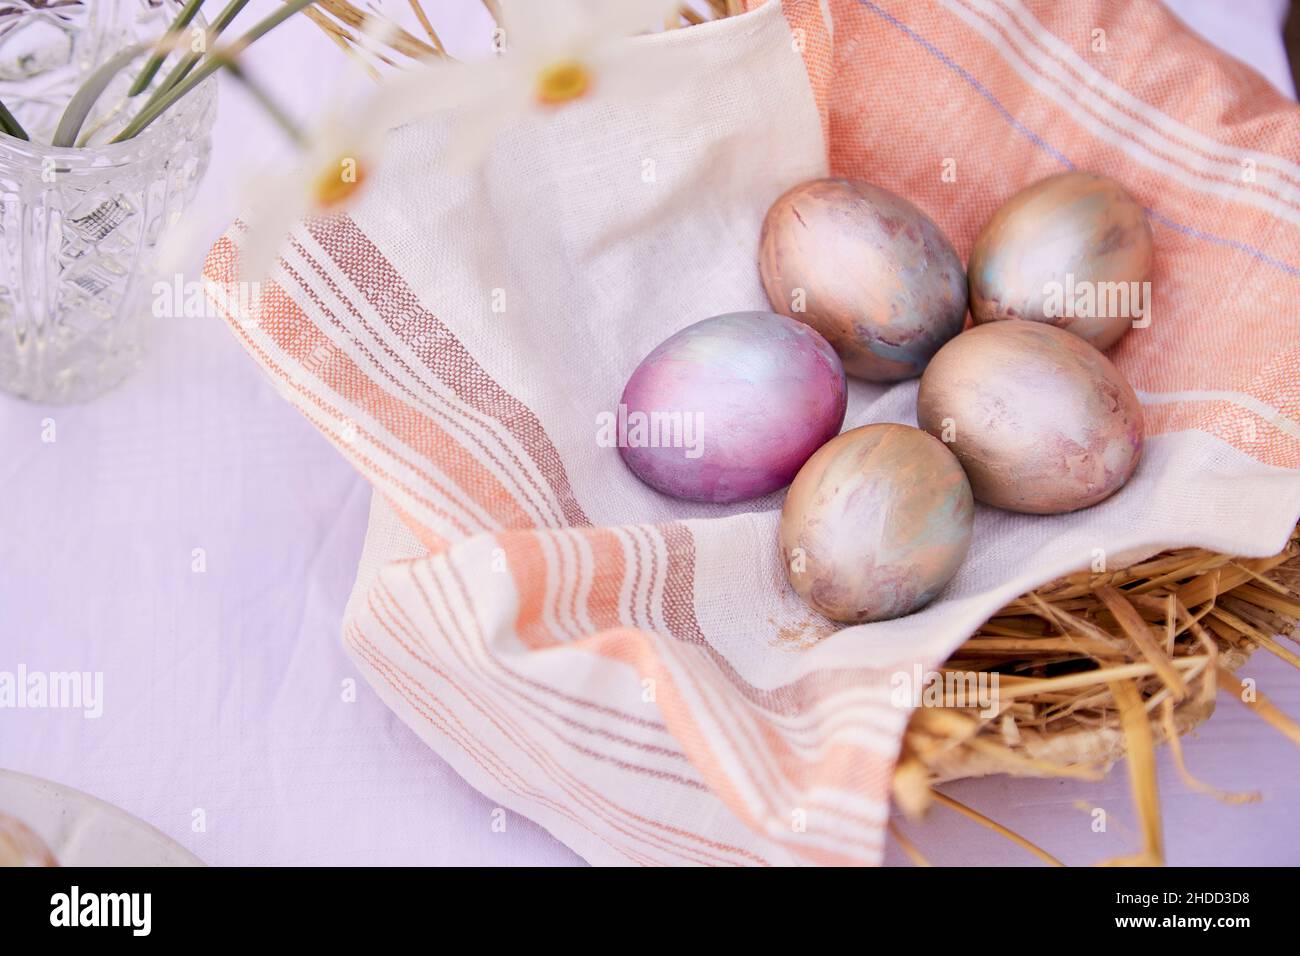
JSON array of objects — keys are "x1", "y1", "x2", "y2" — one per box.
[{"x1": 891, "y1": 523, "x2": 1300, "y2": 864}]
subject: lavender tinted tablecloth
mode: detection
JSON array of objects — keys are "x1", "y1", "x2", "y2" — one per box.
[{"x1": 0, "y1": 0, "x2": 1294, "y2": 866}]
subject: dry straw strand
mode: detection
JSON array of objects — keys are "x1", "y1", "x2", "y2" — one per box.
[
  {"x1": 406, "y1": 0, "x2": 445, "y2": 53},
  {"x1": 1217, "y1": 665, "x2": 1300, "y2": 746},
  {"x1": 930, "y1": 791, "x2": 1064, "y2": 867},
  {"x1": 887, "y1": 821, "x2": 933, "y2": 867},
  {"x1": 1158, "y1": 699, "x2": 1260, "y2": 805},
  {"x1": 897, "y1": 522, "x2": 1300, "y2": 864},
  {"x1": 1099, "y1": 678, "x2": 1163, "y2": 866},
  {"x1": 293, "y1": 0, "x2": 438, "y2": 60}
]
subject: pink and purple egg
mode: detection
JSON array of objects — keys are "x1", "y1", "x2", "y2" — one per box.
[{"x1": 617, "y1": 311, "x2": 847, "y2": 503}]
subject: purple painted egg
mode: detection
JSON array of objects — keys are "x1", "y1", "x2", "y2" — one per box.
[
  {"x1": 759, "y1": 178, "x2": 967, "y2": 382},
  {"x1": 969, "y1": 171, "x2": 1153, "y2": 350},
  {"x1": 616, "y1": 311, "x2": 846, "y2": 503},
  {"x1": 916, "y1": 320, "x2": 1144, "y2": 514},
  {"x1": 779, "y1": 423, "x2": 973, "y2": 624}
]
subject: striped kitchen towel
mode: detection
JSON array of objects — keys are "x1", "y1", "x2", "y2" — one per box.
[{"x1": 204, "y1": 0, "x2": 1300, "y2": 864}]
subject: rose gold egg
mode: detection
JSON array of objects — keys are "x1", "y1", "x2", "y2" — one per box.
[
  {"x1": 759, "y1": 178, "x2": 967, "y2": 381},
  {"x1": 968, "y1": 171, "x2": 1153, "y2": 350},
  {"x1": 779, "y1": 423, "x2": 973, "y2": 624},
  {"x1": 916, "y1": 321, "x2": 1144, "y2": 514}
]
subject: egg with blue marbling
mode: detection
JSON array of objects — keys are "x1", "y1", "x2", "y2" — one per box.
[
  {"x1": 968, "y1": 171, "x2": 1153, "y2": 350},
  {"x1": 759, "y1": 178, "x2": 967, "y2": 381}
]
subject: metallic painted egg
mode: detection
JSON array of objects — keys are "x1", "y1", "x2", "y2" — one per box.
[
  {"x1": 758, "y1": 178, "x2": 968, "y2": 382},
  {"x1": 968, "y1": 171, "x2": 1153, "y2": 350},
  {"x1": 618, "y1": 311, "x2": 847, "y2": 503},
  {"x1": 779, "y1": 423, "x2": 973, "y2": 624},
  {"x1": 916, "y1": 321, "x2": 1144, "y2": 515}
]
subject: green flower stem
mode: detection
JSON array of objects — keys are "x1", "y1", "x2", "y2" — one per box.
[
  {"x1": 53, "y1": 43, "x2": 150, "y2": 147},
  {"x1": 0, "y1": 97, "x2": 29, "y2": 141},
  {"x1": 129, "y1": 0, "x2": 207, "y2": 96},
  {"x1": 112, "y1": 0, "x2": 317, "y2": 143},
  {"x1": 150, "y1": 0, "x2": 253, "y2": 100}
]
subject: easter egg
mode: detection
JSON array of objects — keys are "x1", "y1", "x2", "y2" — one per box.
[
  {"x1": 779, "y1": 423, "x2": 973, "y2": 623},
  {"x1": 759, "y1": 178, "x2": 967, "y2": 382},
  {"x1": 916, "y1": 320, "x2": 1144, "y2": 514},
  {"x1": 617, "y1": 311, "x2": 847, "y2": 503},
  {"x1": 968, "y1": 171, "x2": 1153, "y2": 350}
]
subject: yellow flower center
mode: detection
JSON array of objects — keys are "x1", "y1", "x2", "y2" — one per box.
[
  {"x1": 535, "y1": 59, "x2": 592, "y2": 106},
  {"x1": 313, "y1": 155, "x2": 366, "y2": 210}
]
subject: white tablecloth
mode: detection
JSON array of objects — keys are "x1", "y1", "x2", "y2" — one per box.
[{"x1": 1, "y1": 0, "x2": 1295, "y2": 866}]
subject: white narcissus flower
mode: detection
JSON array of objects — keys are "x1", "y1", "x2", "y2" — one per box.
[
  {"x1": 236, "y1": 0, "x2": 684, "y2": 280},
  {"x1": 236, "y1": 119, "x2": 370, "y2": 284},
  {"x1": 234, "y1": 19, "x2": 430, "y2": 283},
  {"x1": 373, "y1": 0, "x2": 688, "y2": 172}
]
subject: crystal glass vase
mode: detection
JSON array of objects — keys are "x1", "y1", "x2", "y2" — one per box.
[{"x1": 0, "y1": 1, "x2": 216, "y2": 403}]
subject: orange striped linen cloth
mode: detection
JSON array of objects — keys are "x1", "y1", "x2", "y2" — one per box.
[{"x1": 204, "y1": 0, "x2": 1300, "y2": 865}]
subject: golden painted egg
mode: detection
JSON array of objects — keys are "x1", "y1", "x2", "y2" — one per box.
[
  {"x1": 759, "y1": 178, "x2": 967, "y2": 382},
  {"x1": 968, "y1": 171, "x2": 1153, "y2": 350},
  {"x1": 779, "y1": 423, "x2": 973, "y2": 623},
  {"x1": 916, "y1": 321, "x2": 1144, "y2": 515}
]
